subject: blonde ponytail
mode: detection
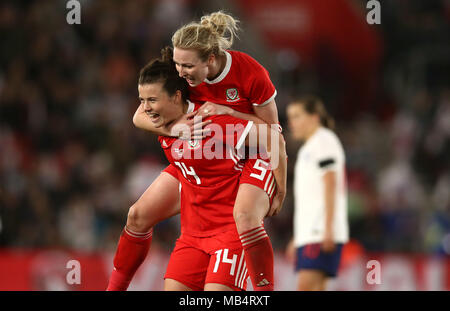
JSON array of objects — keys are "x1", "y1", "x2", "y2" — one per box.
[{"x1": 172, "y1": 11, "x2": 240, "y2": 60}]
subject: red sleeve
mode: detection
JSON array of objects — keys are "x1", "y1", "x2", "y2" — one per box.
[{"x1": 247, "y1": 58, "x2": 277, "y2": 107}]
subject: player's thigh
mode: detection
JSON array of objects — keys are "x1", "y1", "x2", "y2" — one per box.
[
  {"x1": 297, "y1": 269, "x2": 327, "y2": 291},
  {"x1": 204, "y1": 283, "x2": 234, "y2": 291},
  {"x1": 164, "y1": 278, "x2": 193, "y2": 291},
  {"x1": 127, "y1": 171, "x2": 180, "y2": 229},
  {"x1": 233, "y1": 183, "x2": 270, "y2": 230}
]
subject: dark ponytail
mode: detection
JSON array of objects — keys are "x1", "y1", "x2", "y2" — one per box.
[
  {"x1": 161, "y1": 46, "x2": 174, "y2": 63},
  {"x1": 295, "y1": 95, "x2": 335, "y2": 131},
  {"x1": 138, "y1": 46, "x2": 188, "y2": 101},
  {"x1": 320, "y1": 112, "x2": 335, "y2": 131}
]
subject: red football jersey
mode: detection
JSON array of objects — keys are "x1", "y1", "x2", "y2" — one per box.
[
  {"x1": 188, "y1": 50, "x2": 277, "y2": 114},
  {"x1": 158, "y1": 101, "x2": 254, "y2": 237}
]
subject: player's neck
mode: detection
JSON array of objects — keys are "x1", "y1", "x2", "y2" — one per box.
[
  {"x1": 181, "y1": 101, "x2": 189, "y2": 114},
  {"x1": 207, "y1": 53, "x2": 226, "y2": 81},
  {"x1": 305, "y1": 124, "x2": 320, "y2": 141},
  {"x1": 164, "y1": 101, "x2": 188, "y2": 131}
]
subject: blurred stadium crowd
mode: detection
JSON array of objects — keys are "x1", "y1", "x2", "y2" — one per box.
[{"x1": 0, "y1": 0, "x2": 449, "y2": 258}]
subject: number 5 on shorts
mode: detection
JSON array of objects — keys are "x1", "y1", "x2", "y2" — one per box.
[
  {"x1": 213, "y1": 249, "x2": 237, "y2": 276},
  {"x1": 249, "y1": 159, "x2": 270, "y2": 181}
]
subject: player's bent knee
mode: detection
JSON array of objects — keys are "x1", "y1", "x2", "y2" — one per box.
[
  {"x1": 126, "y1": 204, "x2": 153, "y2": 233},
  {"x1": 233, "y1": 210, "x2": 261, "y2": 233}
]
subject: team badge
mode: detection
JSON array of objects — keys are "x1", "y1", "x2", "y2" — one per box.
[
  {"x1": 226, "y1": 88, "x2": 240, "y2": 102},
  {"x1": 174, "y1": 148, "x2": 184, "y2": 156},
  {"x1": 188, "y1": 139, "x2": 200, "y2": 150}
]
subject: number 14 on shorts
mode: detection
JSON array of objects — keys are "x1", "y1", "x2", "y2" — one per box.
[{"x1": 213, "y1": 249, "x2": 238, "y2": 275}]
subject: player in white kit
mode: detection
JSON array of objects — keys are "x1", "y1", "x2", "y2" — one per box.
[{"x1": 285, "y1": 95, "x2": 349, "y2": 291}]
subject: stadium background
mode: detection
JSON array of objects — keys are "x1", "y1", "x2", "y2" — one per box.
[{"x1": 0, "y1": 0, "x2": 449, "y2": 290}]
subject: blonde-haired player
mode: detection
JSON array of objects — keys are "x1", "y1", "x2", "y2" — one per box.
[{"x1": 170, "y1": 11, "x2": 287, "y2": 291}]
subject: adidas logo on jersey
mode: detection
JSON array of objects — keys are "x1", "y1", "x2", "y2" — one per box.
[{"x1": 257, "y1": 278, "x2": 270, "y2": 287}]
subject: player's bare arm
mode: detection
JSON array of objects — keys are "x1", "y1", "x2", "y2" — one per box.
[
  {"x1": 322, "y1": 170, "x2": 337, "y2": 252},
  {"x1": 245, "y1": 123, "x2": 287, "y2": 217},
  {"x1": 253, "y1": 100, "x2": 287, "y2": 215},
  {"x1": 253, "y1": 99, "x2": 281, "y2": 126},
  {"x1": 197, "y1": 101, "x2": 266, "y2": 125},
  {"x1": 133, "y1": 103, "x2": 211, "y2": 139}
]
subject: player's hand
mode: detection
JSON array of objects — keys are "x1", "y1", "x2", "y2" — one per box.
[
  {"x1": 169, "y1": 111, "x2": 212, "y2": 140},
  {"x1": 267, "y1": 188, "x2": 285, "y2": 217},
  {"x1": 197, "y1": 101, "x2": 233, "y2": 118},
  {"x1": 321, "y1": 231, "x2": 336, "y2": 253}
]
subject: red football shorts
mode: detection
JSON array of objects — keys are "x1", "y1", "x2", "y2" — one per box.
[
  {"x1": 239, "y1": 157, "x2": 276, "y2": 204},
  {"x1": 162, "y1": 156, "x2": 276, "y2": 204},
  {"x1": 164, "y1": 228, "x2": 249, "y2": 291}
]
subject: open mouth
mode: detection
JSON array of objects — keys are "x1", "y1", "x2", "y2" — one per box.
[
  {"x1": 184, "y1": 76, "x2": 195, "y2": 85},
  {"x1": 146, "y1": 111, "x2": 160, "y2": 122}
]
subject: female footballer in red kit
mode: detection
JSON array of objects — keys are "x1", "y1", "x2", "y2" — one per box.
[
  {"x1": 107, "y1": 11, "x2": 286, "y2": 291},
  {"x1": 126, "y1": 49, "x2": 285, "y2": 290}
]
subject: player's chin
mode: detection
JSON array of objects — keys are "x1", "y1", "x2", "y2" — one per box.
[
  {"x1": 187, "y1": 79, "x2": 201, "y2": 87},
  {"x1": 152, "y1": 119, "x2": 165, "y2": 128}
]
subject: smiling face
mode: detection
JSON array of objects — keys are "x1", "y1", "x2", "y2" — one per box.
[
  {"x1": 286, "y1": 103, "x2": 318, "y2": 141},
  {"x1": 173, "y1": 47, "x2": 211, "y2": 87},
  {"x1": 138, "y1": 82, "x2": 183, "y2": 128}
]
